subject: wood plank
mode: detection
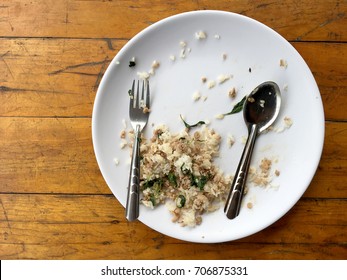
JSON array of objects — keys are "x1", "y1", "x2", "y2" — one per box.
[
  {"x1": 0, "y1": 118, "x2": 346, "y2": 198},
  {"x1": 0, "y1": 195, "x2": 346, "y2": 241},
  {"x1": 1, "y1": 242, "x2": 346, "y2": 260},
  {"x1": 1, "y1": 39, "x2": 346, "y2": 120},
  {"x1": 0, "y1": 0, "x2": 346, "y2": 42},
  {"x1": 0, "y1": 38, "x2": 123, "y2": 117},
  {"x1": 304, "y1": 121, "x2": 347, "y2": 198},
  {"x1": 292, "y1": 42, "x2": 347, "y2": 121},
  {"x1": 0, "y1": 117, "x2": 110, "y2": 194},
  {"x1": 0, "y1": 194, "x2": 346, "y2": 259}
]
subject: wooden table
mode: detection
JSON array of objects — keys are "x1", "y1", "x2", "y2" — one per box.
[{"x1": 0, "y1": 0, "x2": 346, "y2": 260}]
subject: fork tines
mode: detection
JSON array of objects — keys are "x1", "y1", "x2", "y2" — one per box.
[{"x1": 130, "y1": 80, "x2": 150, "y2": 110}]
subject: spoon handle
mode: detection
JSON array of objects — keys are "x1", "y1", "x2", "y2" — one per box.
[{"x1": 225, "y1": 124, "x2": 258, "y2": 219}]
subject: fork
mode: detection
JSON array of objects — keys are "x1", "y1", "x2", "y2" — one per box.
[{"x1": 125, "y1": 79, "x2": 150, "y2": 221}]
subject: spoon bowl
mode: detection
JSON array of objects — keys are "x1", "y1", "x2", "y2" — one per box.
[
  {"x1": 244, "y1": 82, "x2": 281, "y2": 133},
  {"x1": 224, "y1": 81, "x2": 281, "y2": 219}
]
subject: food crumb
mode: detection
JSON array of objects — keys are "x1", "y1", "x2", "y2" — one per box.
[
  {"x1": 179, "y1": 41, "x2": 188, "y2": 59},
  {"x1": 247, "y1": 202, "x2": 253, "y2": 209},
  {"x1": 192, "y1": 91, "x2": 201, "y2": 101},
  {"x1": 280, "y1": 59, "x2": 288, "y2": 68},
  {"x1": 227, "y1": 134, "x2": 235, "y2": 148},
  {"x1": 217, "y1": 74, "x2": 231, "y2": 84},
  {"x1": 120, "y1": 130, "x2": 126, "y2": 139},
  {"x1": 151, "y1": 60, "x2": 160, "y2": 69},
  {"x1": 284, "y1": 116, "x2": 293, "y2": 128},
  {"x1": 179, "y1": 41, "x2": 187, "y2": 48},
  {"x1": 120, "y1": 140, "x2": 127, "y2": 149},
  {"x1": 222, "y1": 53, "x2": 228, "y2": 60},
  {"x1": 259, "y1": 99, "x2": 265, "y2": 108},
  {"x1": 214, "y1": 34, "x2": 220, "y2": 39},
  {"x1": 195, "y1": 31, "x2": 207, "y2": 40},
  {"x1": 169, "y1": 55, "x2": 176, "y2": 61},
  {"x1": 207, "y1": 80, "x2": 216, "y2": 89},
  {"x1": 201, "y1": 76, "x2": 207, "y2": 83},
  {"x1": 215, "y1": 114, "x2": 224, "y2": 120},
  {"x1": 137, "y1": 71, "x2": 150, "y2": 80},
  {"x1": 275, "y1": 170, "x2": 280, "y2": 176},
  {"x1": 202, "y1": 96, "x2": 208, "y2": 101},
  {"x1": 248, "y1": 158, "x2": 275, "y2": 187},
  {"x1": 271, "y1": 116, "x2": 293, "y2": 133},
  {"x1": 113, "y1": 158, "x2": 120, "y2": 165},
  {"x1": 228, "y1": 87, "x2": 236, "y2": 98},
  {"x1": 143, "y1": 106, "x2": 151, "y2": 113},
  {"x1": 260, "y1": 158, "x2": 271, "y2": 172}
]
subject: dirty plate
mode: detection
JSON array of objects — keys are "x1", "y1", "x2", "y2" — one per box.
[{"x1": 92, "y1": 10, "x2": 324, "y2": 243}]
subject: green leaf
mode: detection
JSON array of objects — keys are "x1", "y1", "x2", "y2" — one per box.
[
  {"x1": 167, "y1": 172, "x2": 177, "y2": 187},
  {"x1": 196, "y1": 175, "x2": 209, "y2": 190},
  {"x1": 176, "y1": 195, "x2": 186, "y2": 208},
  {"x1": 223, "y1": 95, "x2": 246, "y2": 116},
  {"x1": 180, "y1": 115, "x2": 205, "y2": 130},
  {"x1": 150, "y1": 194, "x2": 156, "y2": 207},
  {"x1": 143, "y1": 178, "x2": 163, "y2": 190},
  {"x1": 189, "y1": 173, "x2": 210, "y2": 191}
]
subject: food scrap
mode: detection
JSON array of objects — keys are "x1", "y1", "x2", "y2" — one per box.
[{"x1": 139, "y1": 125, "x2": 232, "y2": 227}]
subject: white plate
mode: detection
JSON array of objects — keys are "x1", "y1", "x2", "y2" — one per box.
[{"x1": 92, "y1": 10, "x2": 324, "y2": 243}]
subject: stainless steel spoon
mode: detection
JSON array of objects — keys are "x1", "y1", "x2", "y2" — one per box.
[{"x1": 224, "y1": 81, "x2": 281, "y2": 219}]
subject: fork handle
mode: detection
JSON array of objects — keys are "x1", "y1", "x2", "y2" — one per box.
[{"x1": 125, "y1": 125, "x2": 141, "y2": 221}]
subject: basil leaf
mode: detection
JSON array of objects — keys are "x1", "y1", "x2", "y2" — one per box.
[
  {"x1": 196, "y1": 175, "x2": 209, "y2": 190},
  {"x1": 176, "y1": 195, "x2": 186, "y2": 208},
  {"x1": 180, "y1": 115, "x2": 205, "y2": 130},
  {"x1": 223, "y1": 95, "x2": 246, "y2": 116},
  {"x1": 167, "y1": 172, "x2": 177, "y2": 187},
  {"x1": 150, "y1": 194, "x2": 156, "y2": 206},
  {"x1": 143, "y1": 178, "x2": 163, "y2": 190},
  {"x1": 189, "y1": 173, "x2": 209, "y2": 191}
]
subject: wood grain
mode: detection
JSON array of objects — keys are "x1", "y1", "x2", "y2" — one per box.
[
  {"x1": 0, "y1": 38, "x2": 123, "y2": 117},
  {"x1": 0, "y1": 0, "x2": 346, "y2": 42},
  {"x1": 0, "y1": 117, "x2": 108, "y2": 194}
]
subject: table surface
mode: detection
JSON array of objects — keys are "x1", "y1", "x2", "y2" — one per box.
[{"x1": 0, "y1": 0, "x2": 346, "y2": 260}]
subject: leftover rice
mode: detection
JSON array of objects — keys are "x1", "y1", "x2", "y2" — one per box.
[{"x1": 137, "y1": 125, "x2": 232, "y2": 227}]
